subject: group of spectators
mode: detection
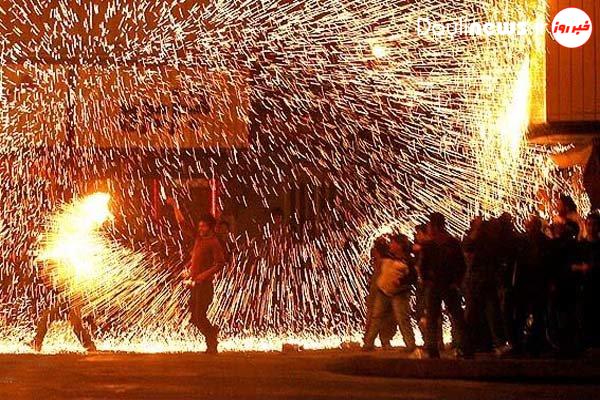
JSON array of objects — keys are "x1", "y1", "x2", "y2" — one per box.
[
  {"x1": 16, "y1": 191, "x2": 600, "y2": 357},
  {"x1": 364, "y1": 195, "x2": 600, "y2": 359}
]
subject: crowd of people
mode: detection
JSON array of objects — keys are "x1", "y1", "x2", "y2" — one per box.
[
  {"x1": 364, "y1": 195, "x2": 600, "y2": 359},
  {"x1": 24, "y1": 190, "x2": 599, "y2": 358}
]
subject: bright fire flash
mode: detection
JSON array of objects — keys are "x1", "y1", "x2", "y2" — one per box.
[{"x1": 37, "y1": 193, "x2": 113, "y2": 295}]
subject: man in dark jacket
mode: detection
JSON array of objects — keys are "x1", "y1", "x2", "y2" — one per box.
[
  {"x1": 463, "y1": 218, "x2": 509, "y2": 356},
  {"x1": 494, "y1": 213, "x2": 520, "y2": 351},
  {"x1": 548, "y1": 220, "x2": 581, "y2": 357},
  {"x1": 420, "y1": 213, "x2": 471, "y2": 358},
  {"x1": 512, "y1": 215, "x2": 549, "y2": 355}
]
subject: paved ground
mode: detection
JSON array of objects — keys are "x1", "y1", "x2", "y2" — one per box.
[{"x1": 1, "y1": 350, "x2": 599, "y2": 399}]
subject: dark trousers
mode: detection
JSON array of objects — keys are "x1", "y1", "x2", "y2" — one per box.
[
  {"x1": 583, "y1": 280, "x2": 600, "y2": 347},
  {"x1": 465, "y1": 282, "x2": 506, "y2": 349},
  {"x1": 500, "y1": 284, "x2": 516, "y2": 347},
  {"x1": 415, "y1": 283, "x2": 443, "y2": 347},
  {"x1": 513, "y1": 292, "x2": 546, "y2": 355},
  {"x1": 553, "y1": 290, "x2": 582, "y2": 357},
  {"x1": 364, "y1": 289, "x2": 416, "y2": 351},
  {"x1": 425, "y1": 285, "x2": 470, "y2": 357},
  {"x1": 34, "y1": 304, "x2": 95, "y2": 350},
  {"x1": 190, "y1": 282, "x2": 218, "y2": 341}
]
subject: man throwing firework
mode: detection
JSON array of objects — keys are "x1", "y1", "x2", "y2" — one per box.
[
  {"x1": 173, "y1": 206, "x2": 226, "y2": 354},
  {"x1": 31, "y1": 192, "x2": 115, "y2": 353}
]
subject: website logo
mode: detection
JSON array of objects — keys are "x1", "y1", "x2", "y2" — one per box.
[
  {"x1": 416, "y1": 18, "x2": 544, "y2": 39},
  {"x1": 551, "y1": 7, "x2": 593, "y2": 48}
]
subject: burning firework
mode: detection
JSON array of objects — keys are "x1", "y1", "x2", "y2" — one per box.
[{"x1": 37, "y1": 192, "x2": 114, "y2": 295}]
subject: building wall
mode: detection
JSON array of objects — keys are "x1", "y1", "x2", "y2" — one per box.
[{"x1": 547, "y1": 0, "x2": 600, "y2": 121}]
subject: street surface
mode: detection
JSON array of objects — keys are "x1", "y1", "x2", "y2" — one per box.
[{"x1": 1, "y1": 350, "x2": 599, "y2": 399}]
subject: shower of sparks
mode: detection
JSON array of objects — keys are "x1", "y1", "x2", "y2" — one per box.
[{"x1": 0, "y1": 0, "x2": 588, "y2": 353}]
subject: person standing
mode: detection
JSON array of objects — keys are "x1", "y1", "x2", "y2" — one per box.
[
  {"x1": 215, "y1": 220, "x2": 234, "y2": 263},
  {"x1": 420, "y1": 213, "x2": 472, "y2": 359},
  {"x1": 463, "y1": 218, "x2": 510, "y2": 356},
  {"x1": 548, "y1": 220, "x2": 581, "y2": 357},
  {"x1": 363, "y1": 236, "x2": 397, "y2": 349},
  {"x1": 413, "y1": 224, "x2": 442, "y2": 347},
  {"x1": 512, "y1": 215, "x2": 550, "y2": 356},
  {"x1": 363, "y1": 234, "x2": 419, "y2": 357},
  {"x1": 494, "y1": 213, "x2": 519, "y2": 353}
]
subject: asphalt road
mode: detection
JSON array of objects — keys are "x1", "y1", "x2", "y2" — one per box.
[{"x1": 1, "y1": 350, "x2": 599, "y2": 399}]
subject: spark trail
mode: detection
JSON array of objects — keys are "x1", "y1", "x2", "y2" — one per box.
[{"x1": 0, "y1": 0, "x2": 584, "y2": 352}]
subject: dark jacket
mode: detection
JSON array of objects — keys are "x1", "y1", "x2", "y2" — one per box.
[
  {"x1": 420, "y1": 233, "x2": 466, "y2": 289},
  {"x1": 514, "y1": 231, "x2": 550, "y2": 296},
  {"x1": 548, "y1": 235, "x2": 581, "y2": 302},
  {"x1": 463, "y1": 221, "x2": 500, "y2": 286}
]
